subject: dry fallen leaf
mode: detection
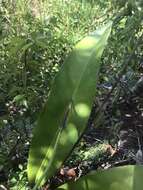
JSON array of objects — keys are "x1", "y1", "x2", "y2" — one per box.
[
  {"x1": 104, "y1": 144, "x2": 117, "y2": 156},
  {"x1": 60, "y1": 167, "x2": 77, "y2": 179},
  {"x1": 66, "y1": 168, "x2": 76, "y2": 178}
]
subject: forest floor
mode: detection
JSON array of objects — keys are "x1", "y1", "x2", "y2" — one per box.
[
  {"x1": 48, "y1": 80, "x2": 143, "y2": 190},
  {"x1": 0, "y1": 77, "x2": 143, "y2": 190}
]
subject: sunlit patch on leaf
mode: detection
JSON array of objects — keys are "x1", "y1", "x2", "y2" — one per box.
[
  {"x1": 75, "y1": 103, "x2": 90, "y2": 118},
  {"x1": 75, "y1": 37, "x2": 96, "y2": 50}
]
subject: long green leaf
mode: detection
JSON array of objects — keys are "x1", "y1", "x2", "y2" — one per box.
[
  {"x1": 58, "y1": 165, "x2": 143, "y2": 190},
  {"x1": 27, "y1": 22, "x2": 112, "y2": 187}
]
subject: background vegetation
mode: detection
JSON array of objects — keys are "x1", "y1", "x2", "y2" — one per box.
[{"x1": 0, "y1": 0, "x2": 143, "y2": 189}]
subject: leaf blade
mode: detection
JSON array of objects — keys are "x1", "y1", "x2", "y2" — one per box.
[
  {"x1": 27, "y1": 22, "x2": 112, "y2": 186},
  {"x1": 58, "y1": 165, "x2": 143, "y2": 190}
]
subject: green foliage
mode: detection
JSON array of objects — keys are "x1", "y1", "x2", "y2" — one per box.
[
  {"x1": 0, "y1": 0, "x2": 111, "y2": 121},
  {"x1": 58, "y1": 165, "x2": 143, "y2": 190},
  {"x1": 1, "y1": 0, "x2": 143, "y2": 189},
  {"x1": 27, "y1": 22, "x2": 112, "y2": 188},
  {"x1": 8, "y1": 164, "x2": 29, "y2": 190}
]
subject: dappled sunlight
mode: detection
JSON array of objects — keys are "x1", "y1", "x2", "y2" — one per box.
[
  {"x1": 65, "y1": 123, "x2": 78, "y2": 142},
  {"x1": 75, "y1": 103, "x2": 90, "y2": 118},
  {"x1": 75, "y1": 36, "x2": 96, "y2": 50},
  {"x1": 27, "y1": 148, "x2": 46, "y2": 183},
  {"x1": 60, "y1": 123, "x2": 78, "y2": 145},
  {"x1": 35, "y1": 146, "x2": 54, "y2": 181}
]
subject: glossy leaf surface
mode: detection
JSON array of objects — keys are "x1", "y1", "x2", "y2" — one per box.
[
  {"x1": 27, "y1": 22, "x2": 112, "y2": 187},
  {"x1": 58, "y1": 165, "x2": 143, "y2": 190}
]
